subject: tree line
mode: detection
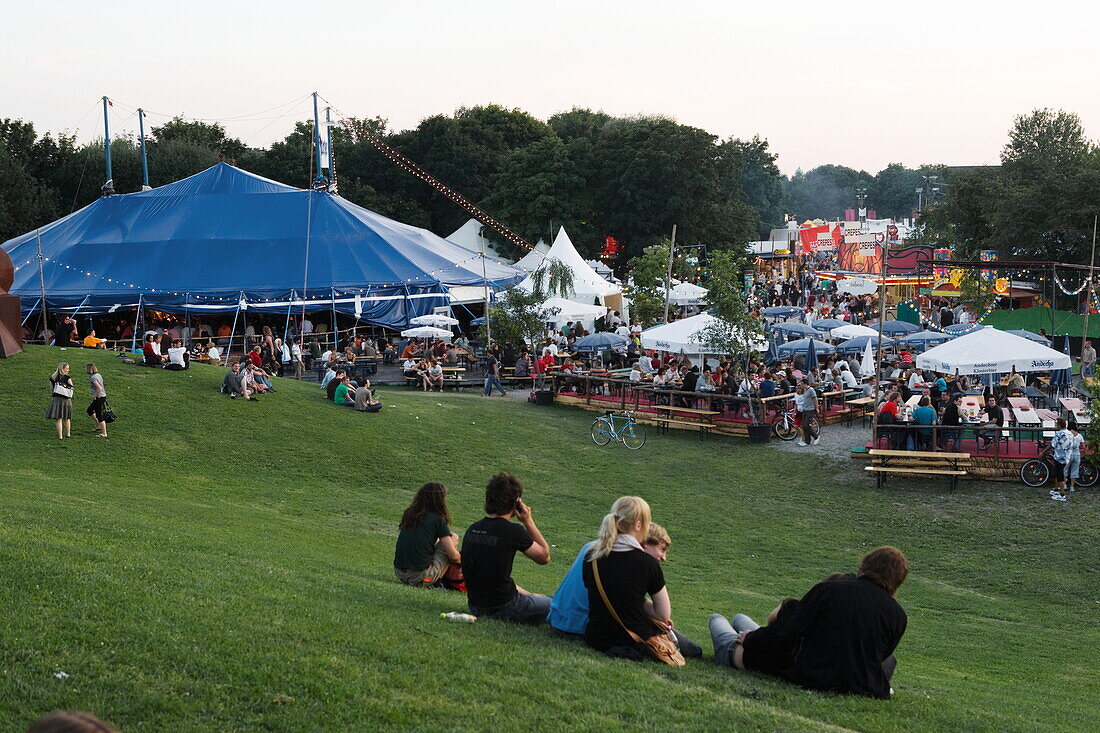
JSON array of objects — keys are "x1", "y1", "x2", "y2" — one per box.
[{"x1": 3, "y1": 105, "x2": 1095, "y2": 264}]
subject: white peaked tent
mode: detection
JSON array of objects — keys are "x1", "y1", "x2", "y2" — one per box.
[
  {"x1": 640, "y1": 312, "x2": 767, "y2": 354},
  {"x1": 915, "y1": 327, "x2": 1070, "y2": 375},
  {"x1": 541, "y1": 297, "x2": 607, "y2": 327},
  {"x1": 517, "y1": 227, "x2": 623, "y2": 308},
  {"x1": 664, "y1": 279, "x2": 708, "y2": 305},
  {"x1": 514, "y1": 239, "x2": 551, "y2": 272},
  {"x1": 446, "y1": 219, "x2": 512, "y2": 263}
]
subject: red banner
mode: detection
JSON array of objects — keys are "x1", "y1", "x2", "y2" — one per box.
[{"x1": 799, "y1": 225, "x2": 831, "y2": 254}]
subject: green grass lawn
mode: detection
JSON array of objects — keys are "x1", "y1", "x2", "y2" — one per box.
[{"x1": 0, "y1": 346, "x2": 1096, "y2": 731}]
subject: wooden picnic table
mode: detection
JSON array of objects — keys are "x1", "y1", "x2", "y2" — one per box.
[
  {"x1": 649, "y1": 404, "x2": 719, "y2": 439},
  {"x1": 904, "y1": 394, "x2": 922, "y2": 409},
  {"x1": 1009, "y1": 396, "x2": 1040, "y2": 426},
  {"x1": 1059, "y1": 398, "x2": 1092, "y2": 425},
  {"x1": 650, "y1": 405, "x2": 720, "y2": 416}
]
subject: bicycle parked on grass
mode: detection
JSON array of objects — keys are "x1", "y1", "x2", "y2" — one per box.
[
  {"x1": 772, "y1": 399, "x2": 820, "y2": 441},
  {"x1": 591, "y1": 410, "x2": 647, "y2": 450},
  {"x1": 1019, "y1": 439, "x2": 1099, "y2": 488}
]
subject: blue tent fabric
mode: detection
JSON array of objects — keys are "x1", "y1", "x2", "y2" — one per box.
[
  {"x1": 1, "y1": 163, "x2": 524, "y2": 329},
  {"x1": 898, "y1": 330, "x2": 954, "y2": 346},
  {"x1": 810, "y1": 318, "x2": 846, "y2": 332},
  {"x1": 769, "y1": 321, "x2": 817, "y2": 337},
  {"x1": 804, "y1": 338, "x2": 819, "y2": 373},
  {"x1": 1052, "y1": 334, "x2": 1072, "y2": 389},
  {"x1": 762, "y1": 306, "x2": 802, "y2": 318},
  {"x1": 1007, "y1": 329, "x2": 1052, "y2": 346}
]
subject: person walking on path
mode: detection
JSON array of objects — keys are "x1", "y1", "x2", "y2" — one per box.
[
  {"x1": 796, "y1": 379, "x2": 820, "y2": 447},
  {"x1": 86, "y1": 363, "x2": 109, "y2": 438},
  {"x1": 46, "y1": 362, "x2": 74, "y2": 440},
  {"x1": 483, "y1": 347, "x2": 507, "y2": 397},
  {"x1": 1080, "y1": 340, "x2": 1096, "y2": 382}
]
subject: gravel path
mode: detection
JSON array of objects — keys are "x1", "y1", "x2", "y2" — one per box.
[{"x1": 771, "y1": 420, "x2": 871, "y2": 465}]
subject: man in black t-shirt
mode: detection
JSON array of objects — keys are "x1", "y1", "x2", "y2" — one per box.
[{"x1": 462, "y1": 473, "x2": 552, "y2": 624}]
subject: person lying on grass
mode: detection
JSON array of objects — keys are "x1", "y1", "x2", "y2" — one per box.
[
  {"x1": 580, "y1": 496, "x2": 682, "y2": 662},
  {"x1": 394, "y1": 482, "x2": 462, "y2": 589},
  {"x1": 548, "y1": 521, "x2": 701, "y2": 658},
  {"x1": 709, "y1": 546, "x2": 908, "y2": 699},
  {"x1": 461, "y1": 472, "x2": 551, "y2": 624}
]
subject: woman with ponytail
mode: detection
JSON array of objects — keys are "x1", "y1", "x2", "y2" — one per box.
[{"x1": 581, "y1": 496, "x2": 681, "y2": 661}]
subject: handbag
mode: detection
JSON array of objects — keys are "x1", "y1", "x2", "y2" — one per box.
[
  {"x1": 102, "y1": 401, "x2": 117, "y2": 424},
  {"x1": 52, "y1": 381, "x2": 74, "y2": 399},
  {"x1": 590, "y1": 559, "x2": 685, "y2": 666}
]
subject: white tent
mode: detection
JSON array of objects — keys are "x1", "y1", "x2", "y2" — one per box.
[
  {"x1": 664, "y1": 279, "x2": 709, "y2": 305},
  {"x1": 541, "y1": 297, "x2": 607, "y2": 327},
  {"x1": 859, "y1": 339, "x2": 875, "y2": 377},
  {"x1": 517, "y1": 227, "x2": 622, "y2": 306},
  {"x1": 640, "y1": 312, "x2": 766, "y2": 354},
  {"x1": 446, "y1": 219, "x2": 512, "y2": 263},
  {"x1": 915, "y1": 327, "x2": 1070, "y2": 375},
  {"x1": 830, "y1": 323, "x2": 879, "y2": 340},
  {"x1": 514, "y1": 238, "x2": 551, "y2": 272}
]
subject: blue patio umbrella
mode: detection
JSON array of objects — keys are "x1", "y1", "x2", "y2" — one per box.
[
  {"x1": 1007, "y1": 329, "x2": 1052, "y2": 346},
  {"x1": 769, "y1": 321, "x2": 818, "y2": 338},
  {"x1": 804, "y1": 337, "x2": 819, "y2": 373},
  {"x1": 872, "y1": 319, "x2": 921, "y2": 337},
  {"x1": 836, "y1": 335, "x2": 895, "y2": 353},
  {"x1": 776, "y1": 338, "x2": 837, "y2": 359},
  {"x1": 944, "y1": 323, "x2": 981, "y2": 335},
  {"x1": 765, "y1": 337, "x2": 781, "y2": 365},
  {"x1": 762, "y1": 306, "x2": 803, "y2": 318},
  {"x1": 572, "y1": 332, "x2": 628, "y2": 353},
  {"x1": 811, "y1": 318, "x2": 847, "y2": 332},
  {"x1": 898, "y1": 329, "x2": 954, "y2": 347},
  {"x1": 470, "y1": 316, "x2": 487, "y2": 326}
]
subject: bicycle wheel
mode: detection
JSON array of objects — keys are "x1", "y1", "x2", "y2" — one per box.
[
  {"x1": 773, "y1": 415, "x2": 798, "y2": 441},
  {"x1": 591, "y1": 419, "x2": 612, "y2": 446},
  {"x1": 1020, "y1": 459, "x2": 1050, "y2": 488},
  {"x1": 807, "y1": 416, "x2": 821, "y2": 439},
  {"x1": 1077, "y1": 460, "x2": 1099, "y2": 488},
  {"x1": 622, "y1": 423, "x2": 647, "y2": 450}
]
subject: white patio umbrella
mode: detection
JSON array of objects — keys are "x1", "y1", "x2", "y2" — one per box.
[
  {"x1": 915, "y1": 326, "x2": 1070, "y2": 375},
  {"x1": 409, "y1": 314, "x2": 460, "y2": 328},
  {"x1": 830, "y1": 323, "x2": 879, "y2": 340},
  {"x1": 400, "y1": 326, "x2": 454, "y2": 340},
  {"x1": 640, "y1": 312, "x2": 767, "y2": 354},
  {"x1": 859, "y1": 339, "x2": 876, "y2": 377}
]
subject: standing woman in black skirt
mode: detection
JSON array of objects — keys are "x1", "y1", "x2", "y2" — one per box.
[
  {"x1": 86, "y1": 363, "x2": 108, "y2": 438},
  {"x1": 46, "y1": 362, "x2": 74, "y2": 439}
]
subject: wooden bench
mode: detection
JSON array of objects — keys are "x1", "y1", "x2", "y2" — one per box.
[
  {"x1": 865, "y1": 449, "x2": 971, "y2": 491},
  {"x1": 846, "y1": 396, "x2": 875, "y2": 427},
  {"x1": 653, "y1": 417, "x2": 711, "y2": 439},
  {"x1": 651, "y1": 405, "x2": 717, "y2": 440}
]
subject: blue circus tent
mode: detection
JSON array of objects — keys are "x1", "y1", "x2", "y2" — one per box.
[{"x1": 1, "y1": 163, "x2": 524, "y2": 329}]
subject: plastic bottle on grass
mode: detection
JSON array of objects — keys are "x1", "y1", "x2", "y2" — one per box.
[{"x1": 441, "y1": 612, "x2": 477, "y2": 623}]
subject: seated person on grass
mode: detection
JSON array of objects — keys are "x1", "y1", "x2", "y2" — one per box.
[
  {"x1": 221, "y1": 361, "x2": 255, "y2": 400},
  {"x1": 461, "y1": 472, "x2": 552, "y2": 624},
  {"x1": 82, "y1": 330, "x2": 107, "y2": 349},
  {"x1": 394, "y1": 482, "x2": 462, "y2": 588},
  {"x1": 239, "y1": 361, "x2": 270, "y2": 396},
  {"x1": 354, "y1": 380, "x2": 383, "y2": 412},
  {"x1": 548, "y1": 521, "x2": 701, "y2": 658},
  {"x1": 326, "y1": 369, "x2": 349, "y2": 402},
  {"x1": 165, "y1": 339, "x2": 189, "y2": 371},
  {"x1": 333, "y1": 375, "x2": 356, "y2": 407},
  {"x1": 709, "y1": 546, "x2": 908, "y2": 699}
]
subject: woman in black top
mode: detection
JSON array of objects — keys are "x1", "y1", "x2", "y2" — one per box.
[
  {"x1": 45, "y1": 362, "x2": 74, "y2": 439},
  {"x1": 582, "y1": 496, "x2": 673, "y2": 660}
]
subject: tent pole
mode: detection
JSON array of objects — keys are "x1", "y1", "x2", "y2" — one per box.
[
  {"x1": 185, "y1": 296, "x2": 192, "y2": 349},
  {"x1": 1082, "y1": 215, "x2": 1097, "y2": 350},
  {"x1": 131, "y1": 294, "x2": 142, "y2": 353},
  {"x1": 663, "y1": 224, "x2": 677, "y2": 324},
  {"x1": 138, "y1": 108, "x2": 150, "y2": 190},
  {"x1": 35, "y1": 227, "x2": 49, "y2": 341},
  {"x1": 482, "y1": 239, "x2": 492, "y2": 349},
  {"x1": 225, "y1": 294, "x2": 243, "y2": 369},
  {"x1": 871, "y1": 241, "x2": 890, "y2": 447},
  {"x1": 21, "y1": 299, "x2": 40, "y2": 328},
  {"x1": 284, "y1": 291, "x2": 294, "y2": 345},
  {"x1": 331, "y1": 287, "x2": 338, "y2": 351}
]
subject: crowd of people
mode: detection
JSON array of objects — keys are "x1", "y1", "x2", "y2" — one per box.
[{"x1": 394, "y1": 473, "x2": 909, "y2": 699}]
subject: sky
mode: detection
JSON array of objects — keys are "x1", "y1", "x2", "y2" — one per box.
[{"x1": 5, "y1": 0, "x2": 1099, "y2": 176}]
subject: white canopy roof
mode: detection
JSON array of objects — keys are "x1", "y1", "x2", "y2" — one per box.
[
  {"x1": 830, "y1": 323, "x2": 879, "y2": 340},
  {"x1": 514, "y1": 238, "x2": 551, "y2": 272},
  {"x1": 400, "y1": 326, "x2": 453, "y2": 340},
  {"x1": 445, "y1": 219, "x2": 512, "y2": 263},
  {"x1": 664, "y1": 279, "x2": 709, "y2": 305},
  {"x1": 640, "y1": 312, "x2": 766, "y2": 354},
  {"x1": 517, "y1": 227, "x2": 621, "y2": 304},
  {"x1": 915, "y1": 327, "x2": 1070, "y2": 375},
  {"x1": 541, "y1": 297, "x2": 607, "y2": 325}
]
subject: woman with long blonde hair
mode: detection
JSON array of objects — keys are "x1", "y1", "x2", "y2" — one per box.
[
  {"x1": 45, "y1": 362, "x2": 74, "y2": 439},
  {"x1": 582, "y1": 496, "x2": 678, "y2": 661}
]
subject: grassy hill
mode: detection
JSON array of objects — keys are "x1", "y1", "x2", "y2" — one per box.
[{"x1": 0, "y1": 346, "x2": 1096, "y2": 731}]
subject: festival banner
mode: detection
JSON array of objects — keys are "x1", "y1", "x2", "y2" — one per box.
[
  {"x1": 798, "y1": 225, "x2": 831, "y2": 254},
  {"x1": 933, "y1": 248, "x2": 951, "y2": 279}
]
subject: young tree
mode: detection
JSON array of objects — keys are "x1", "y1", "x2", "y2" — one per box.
[
  {"x1": 483, "y1": 288, "x2": 560, "y2": 348},
  {"x1": 529, "y1": 258, "x2": 574, "y2": 299},
  {"x1": 623, "y1": 242, "x2": 673, "y2": 327}
]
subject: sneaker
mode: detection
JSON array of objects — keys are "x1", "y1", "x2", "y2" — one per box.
[
  {"x1": 797, "y1": 441, "x2": 808, "y2": 447},
  {"x1": 1050, "y1": 489, "x2": 1059, "y2": 496},
  {"x1": 811, "y1": 437, "x2": 820, "y2": 445},
  {"x1": 1051, "y1": 493, "x2": 1068, "y2": 501}
]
